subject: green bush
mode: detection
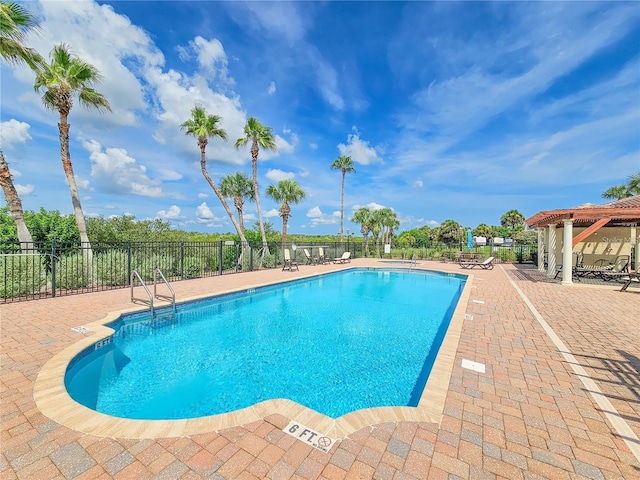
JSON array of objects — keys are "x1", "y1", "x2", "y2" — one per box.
[
  {"x1": 0, "y1": 255, "x2": 46, "y2": 298},
  {"x1": 134, "y1": 253, "x2": 174, "y2": 281},
  {"x1": 55, "y1": 253, "x2": 93, "y2": 289},
  {"x1": 96, "y1": 250, "x2": 129, "y2": 286},
  {"x1": 182, "y1": 256, "x2": 203, "y2": 279}
]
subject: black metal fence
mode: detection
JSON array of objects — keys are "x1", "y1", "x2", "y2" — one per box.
[{"x1": 0, "y1": 240, "x2": 365, "y2": 303}]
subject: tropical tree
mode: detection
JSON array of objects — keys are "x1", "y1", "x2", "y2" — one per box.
[
  {"x1": 235, "y1": 117, "x2": 276, "y2": 258},
  {"x1": 472, "y1": 223, "x2": 492, "y2": 239},
  {"x1": 351, "y1": 207, "x2": 373, "y2": 255},
  {"x1": 265, "y1": 179, "x2": 306, "y2": 248},
  {"x1": 0, "y1": 1, "x2": 45, "y2": 250},
  {"x1": 0, "y1": 1, "x2": 45, "y2": 69},
  {"x1": 220, "y1": 171, "x2": 254, "y2": 236},
  {"x1": 602, "y1": 171, "x2": 640, "y2": 199},
  {"x1": 34, "y1": 44, "x2": 111, "y2": 268},
  {"x1": 438, "y1": 219, "x2": 463, "y2": 245},
  {"x1": 180, "y1": 105, "x2": 247, "y2": 244},
  {"x1": 500, "y1": 209, "x2": 525, "y2": 229},
  {"x1": 330, "y1": 155, "x2": 355, "y2": 241}
]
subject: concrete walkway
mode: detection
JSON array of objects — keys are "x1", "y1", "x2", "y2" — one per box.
[{"x1": 1, "y1": 260, "x2": 639, "y2": 479}]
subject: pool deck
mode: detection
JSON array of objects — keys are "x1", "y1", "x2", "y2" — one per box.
[{"x1": 2, "y1": 259, "x2": 639, "y2": 479}]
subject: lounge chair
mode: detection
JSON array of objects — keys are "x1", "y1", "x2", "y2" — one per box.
[
  {"x1": 600, "y1": 255, "x2": 630, "y2": 281},
  {"x1": 459, "y1": 256, "x2": 495, "y2": 269},
  {"x1": 333, "y1": 251, "x2": 351, "y2": 264},
  {"x1": 303, "y1": 248, "x2": 317, "y2": 265},
  {"x1": 620, "y1": 272, "x2": 639, "y2": 292},
  {"x1": 554, "y1": 252, "x2": 583, "y2": 279},
  {"x1": 317, "y1": 247, "x2": 329, "y2": 264},
  {"x1": 282, "y1": 248, "x2": 299, "y2": 271}
]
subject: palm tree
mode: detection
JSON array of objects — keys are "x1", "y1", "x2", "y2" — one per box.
[
  {"x1": 220, "y1": 171, "x2": 254, "y2": 235},
  {"x1": 265, "y1": 179, "x2": 306, "y2": 248},
  {"x1": 0, "y1": 1, "x2": 45, "y2": 69},
  {"x1": 180, "y1": 106, "x2": 248, "y2": 244},
  {"x1": 351, "y1": 207, "x2": 373, "y2": 256},
  {"x1": 330, "y1": 155, "x2": 355, "y2": 241},
  {"x1": 0, "y1": 152, "x2": 33, "y2": 249},
  {"x1": 500, "y1": 209, "x2": 525, "y2": 229},
  {"x1": 602, "y1": 171, "x2": 640, "y2": 200},
  {"x1": 0, "y1": 1, "x2": 45, "y2": 250},
  {"x1": 235, "y1": 117, "x2": 276, "y2": 258},
  {"x1": 34, "y1": 43, "x2": 111, "y2": 266}
]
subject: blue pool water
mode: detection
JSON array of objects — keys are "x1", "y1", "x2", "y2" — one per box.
[{"x1": 65, "y1": 268, "x2": 465, "y2": 420}]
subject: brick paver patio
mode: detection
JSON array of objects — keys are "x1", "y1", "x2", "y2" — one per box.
[{"x1": 1, "y1": 260, "x2": 639, "y2": 479}]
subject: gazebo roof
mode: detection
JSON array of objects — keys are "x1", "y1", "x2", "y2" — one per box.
[{"x1": 525, "y1": 195, "x2": 640, "y2": 228}]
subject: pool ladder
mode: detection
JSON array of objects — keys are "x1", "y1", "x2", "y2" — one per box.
[{"x1": 130, "y1": 268, "x2": 176, "y2": 316}]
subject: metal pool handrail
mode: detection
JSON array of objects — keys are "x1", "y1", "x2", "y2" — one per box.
[
  {"x1": 130, "y1": 270, "x2": 155, "y2": 315},
  {"x1": 154, "y1": 267, "x2": 176, "y2": 313}
]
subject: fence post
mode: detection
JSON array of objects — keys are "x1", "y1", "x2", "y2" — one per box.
[
  {"x1": 218, "y1": 241, "x2": 223, "y2": 276},
  {"x1": 51, "y1": 240, "x2": 56, "y2": 298},
  {"x1": 127, "y1": 241, "x2": 132, "y2": 285},
  {"x1": 235, "y1": 243, "x2": 239, "y2": 273},
  {"x1": 250, "y1": 244, "x2": 254, "y2": 272},
  {"x1": 181, "y1": 241, "x2": 185, "y2": 280}
]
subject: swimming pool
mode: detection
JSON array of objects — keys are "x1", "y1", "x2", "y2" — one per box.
[{"x1": 65, "y1": 268, "x2": 465, "y2": 421}]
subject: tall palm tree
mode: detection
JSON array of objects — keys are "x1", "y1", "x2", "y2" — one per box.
[
  {"x1": 180, "y1": 106, "x2": 248, "y2": 244},
  {"x1": 0, "y1": 1, "x2": 45, "y2": 69},
  {"x1": 265, "y1": 179, "x2": 306, "y2": 249},
  {"x1": 351, "y1": 207, "x2": 373, "y2": 256},
  {"x1": 34, "y1": 43, "x2": 111, "y2": 266},
  {"x1": 220, "y1": 171, "x2": 254, "y2": 235},
  {"x1": 602, "y1": 171, "x2": 640, "y2": 199},
  {"x1": 0, "y1": 1, "x2": 45, "y2": 250},
  {"x1": 330, "y1": 155, "x2": 355, "y2": 241},
  {"x1": 235, "y1": 117, "x2": 276, "y2": 257},
  {"x1": 0, "y1": 152, "x2": 33, "y2": 249}
]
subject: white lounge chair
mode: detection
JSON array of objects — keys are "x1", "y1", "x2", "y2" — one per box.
[
  {"x1": 282, "y1": 249, "x2": 299, "y2": 271},
  {"x1": 333, "y1": 251, "x2": 351, "y2": 264},
  {"x1": 303, "y1": 248, "x2": 317, "y2": 265},
  {"x1": 317, "y1": 247, "x2": 329, "y2": 264},
  {"x1": 459, "y1": 256, "x2": 495, "y2": 270}
]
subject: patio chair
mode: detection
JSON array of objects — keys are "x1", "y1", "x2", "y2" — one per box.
[
  {"x1": 333, "y1": 251, "x2": 351, "y2": 264},
  {"x1": 554, "y1": 252, "x2": 583, "y2": 279},
  {"x1": 303, "y1": 248, "x2": 317, "y2": 265},
  {"x1": 282, "y1": 248, "x2": 299, "y2": 271},
  {"x1": 600, "y1": 255, "x2": 630, "y2": 281},
  {"x1": 459, "y1": 256, "x2": 495, "y2": 269},
  {"x1": 620, "y1": 271, "x2": 639, "y2": 292},
  {"x1": 574, "y1": 258, "x2": 610, "y2": 278},
  {"x1": 317, "y1": 247, "x2": 329, "y2": 264}
]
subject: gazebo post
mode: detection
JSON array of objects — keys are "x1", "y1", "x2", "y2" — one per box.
[
  {"x1": 537, "y1": 228, "x2": 546, "y2": 273},
  {"x1": 547, "y1": 225, "x2": 557, "y2": 278},
  {"x1": 561, "y1": 219, "x2": 574, "y2": 285}
]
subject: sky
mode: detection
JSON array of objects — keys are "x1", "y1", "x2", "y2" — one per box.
[{"x1": 1, "y1": 1, "x2": 639, "y2": 236}]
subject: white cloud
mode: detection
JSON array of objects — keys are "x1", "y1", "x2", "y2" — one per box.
[
  {"x1": 157, "y1": 205, "x2": 182, "y2": 219},
  {"x1": 0, "y1": 120, "x2": 31, "y2": 150},
  {"x1": 309, "y1": 143, "x2": 318, "y2": 150},
  {"x1": 268, "y1": 81, "x2": 276, "y2": 94},
  {"x1": 306, "y1": 206, "x2": 340, "y2": 227},
  {"x1": 264, "y1": 208, "x2": 280, "y2": 218},
  {"x1": 15, "y1": 184, "x2": 34, "y2": 196},
  {"x1": 265, "y1": 169, "x2": 295, "y2": 182},
  {"x1": 274, "y1": 133, "x2": 298, "y2": 154},
  {"x1": 157, "y1": 168, "x2": 183, "y2": 181},
  {"x1": 196, "y1": 202, "x2": 215, "y2": 219},
  {"x1": 75, "y1": 175, "x2": 93, "y2": 191},
  {"x1": 197, "y1": 192, "x2": 209, "y2": 199},
  {"x1": 337, "y1": 127, "x2": 383, "y2": 165},
  {"x1": 353, "y1": 202, "x2": 386, "y2": 212},
  {"x1": 82, "y1": 139, "x2": 164, "y2": 198},
  {"x1": 413, "y1": 179, "x2": 424, "y2": 188}
]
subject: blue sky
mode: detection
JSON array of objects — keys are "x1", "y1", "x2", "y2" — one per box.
[{"x1": 1, "y1": 1, "x2": 639, "y2": 236}]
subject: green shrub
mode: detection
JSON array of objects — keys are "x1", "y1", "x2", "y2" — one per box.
[
  {"x1": 0, "y1": 255, "x2": 46, "y2": 298},
  {"x1": 96, "y1": 250, "x2": 129, "y2": 286},
  {"x1": 133, "y1": 253, "x2": 174, "y2": 281},
  {"x1": 55, "y1": 253, "x2": 92, "y2": 289}
]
